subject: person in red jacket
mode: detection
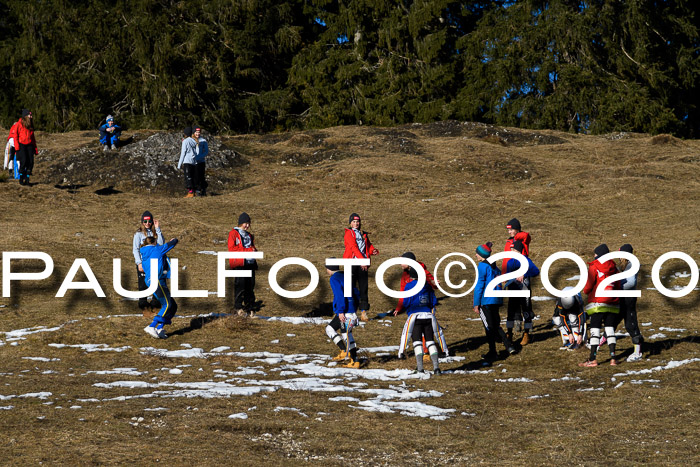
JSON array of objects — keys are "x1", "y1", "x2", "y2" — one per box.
[
  {"x1": 228, "y1": 212, "x2": 258, "y2": 316},
  {"x1": 343, "y1": 213, "x2": 379, "y2": 321},
  {"x1": 502, "y1": 218, "x2": 533, "y2": 342},
  {"x1": 8, "y1": 109, "x2": 37, "y2": 186},
  {"x1": 579, "y1": 244, "x2": 621, "y2": 367}
]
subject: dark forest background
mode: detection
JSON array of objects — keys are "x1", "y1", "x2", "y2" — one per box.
[{"x1": 0, "y1": 0, "x2": 697, "y2": 136}]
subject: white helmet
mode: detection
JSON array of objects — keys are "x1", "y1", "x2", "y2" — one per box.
[{"x1": 561, "y1": 287, "x2": 575, "y2": 308}]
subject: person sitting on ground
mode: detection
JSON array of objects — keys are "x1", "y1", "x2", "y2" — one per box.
[{"x1": 99, "y1": 115, "x2": 122, "y2": 151}]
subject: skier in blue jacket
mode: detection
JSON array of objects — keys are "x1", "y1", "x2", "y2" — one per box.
[
  {"x1": 473, "y1": 242, "x2": 516, "y2": 360},
  {"x1": 324, "y1": 263, "x2": 361, "y2": 369},
  {"x1": 402, "y1": 267, "x2": 441, "y2": 374},
  {"x1": 141, "y1": 235, "x2": 179, "y2": 339}
]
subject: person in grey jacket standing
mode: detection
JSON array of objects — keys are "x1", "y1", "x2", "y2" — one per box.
[
  {"x1": 177, "y1": 127, "x2": 198, "y2": 198},
  {"x1": 133, "y1": 211, "x2": 165, "y2": 313}
]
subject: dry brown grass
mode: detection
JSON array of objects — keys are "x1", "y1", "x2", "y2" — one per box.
[{"x1": 0, "y1": 122, "x2": 699, "y2": 465}]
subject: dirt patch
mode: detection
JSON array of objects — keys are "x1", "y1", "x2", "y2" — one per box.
[
  {"x1": 279, "y1": 149, "x2": 355, "y2": 166},
  {"x1": 43, "y1": 132, "x2": 247, "y2": 194},
  {"x1": 414, "y1": 120, "x2": 569, "y2": 146},
  {"x1": 650, "y1": 134, "x2": 682, "y2": 145},
  {"x1": 364, "y1": 128, "x2": 422, "y2": 155}
]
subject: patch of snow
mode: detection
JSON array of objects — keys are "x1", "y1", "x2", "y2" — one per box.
[
  {"x1": 550, "y1": 376, "x2": 582, "y2": 382},
  {"x1": 362, "y1": 346, "x2": 400, "y2": 353},
  {"x1": 256, "y1": 316, "x2": 331, "y2": 325},
  {"x1": 613, "y1": 358, "x2": 700, "y2": 377},
  {"x1": 84, "y1": 368, "x2": 146, "y2": 376},
  {"x1": 350, "y1": 400, "x2": 455, "y2": 420},
  {"x1": 49, "y1": 343, "x2": 130, "y2": 352},
  {"x1": 274, "y1": 407, "x2": 308, "y2": 417}
]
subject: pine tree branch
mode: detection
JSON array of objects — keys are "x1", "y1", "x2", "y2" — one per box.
[{"x1": 620, "y1": 40, "x2": 645, "y2": 70}]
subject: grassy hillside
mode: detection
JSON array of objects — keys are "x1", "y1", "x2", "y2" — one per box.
[{"x1": 0, "y1": 122, "x2": 698, "y2": 464}]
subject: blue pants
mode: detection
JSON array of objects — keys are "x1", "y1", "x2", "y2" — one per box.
[
  {"x1": 100, "y1": 134, "x2": 120, "y2": 146},
  {"x1": 13, "y1": 154, "x2": 19, "y2": 179},
  {"x1": 149, "y1": 281, "x2": 178, "y2": 327}
]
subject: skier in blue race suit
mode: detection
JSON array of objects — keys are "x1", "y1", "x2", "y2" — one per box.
[{"x1": 141, "y1": 235, "x2": 178, "y2": 339}]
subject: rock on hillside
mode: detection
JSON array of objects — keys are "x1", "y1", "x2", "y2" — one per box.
[{"x1": 45, "y1": 132, "x2": 246, "y2": 194}]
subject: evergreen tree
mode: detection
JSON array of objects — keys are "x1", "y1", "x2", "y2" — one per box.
[
  {"x1": 455, "y1": 0, "x2": 699, "y2": 136},
  {"x1": 289, "y1": 0, "x2": 490, "y2": 127}
]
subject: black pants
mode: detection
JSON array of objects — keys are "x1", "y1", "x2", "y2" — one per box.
[
  {"x1": 183, "y1": 163, "x2": 196, "y2": 191},
  {"x1": 136, "y1": 265, "x2": 161, "y2": 310},
  {"x1": 615, "y1": 297, "x2": 643, "y2": 345},
  {"x1": 233, "y1": 266, "x2": 256, "y2": 310},
  {"x1": 194, "y1": 161, "x2": 208, "y2": 194},
  {"x1": 507, "y1": 296, "x2": 534, "y2": 324},
  {"x1": 412, "y1": 318, "x2": 435, "y2": 342},
  {"x1": 589, "y1": 311, "x2": 618, "y2": 330},
  {"x1": 17, "y1": 143, "x2": 34, "y2": 182},
  {"x1": 351, "y1": 265, "x2": 369, "y2": 311},
  {"x1": 481, "y1": 305, "x2": 512, "y2": 351}
]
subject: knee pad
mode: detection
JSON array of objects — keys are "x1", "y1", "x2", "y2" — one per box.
[
  {"x1": 589, "y1": 327, "x2": 600, "y2": 346},
  {"x1": 426, "y1": 341, "x2": 437, "y2": 355},
  {"x1": 413, "y1": 341, "x2": 423, "y2": 356},
  {"x1": 325, "y1": 325, "x2": 337, "y2": 340},
  {"x1": 605, "y1": 326, "x2": 616, "y2": 345},
  {"x1": 552, "y1": 316, "x2": 563, "y2": 327}
]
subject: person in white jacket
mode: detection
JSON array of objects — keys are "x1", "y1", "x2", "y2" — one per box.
[{"x1": 177, "y1": 127, "x2": 198, "y2": 198}]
